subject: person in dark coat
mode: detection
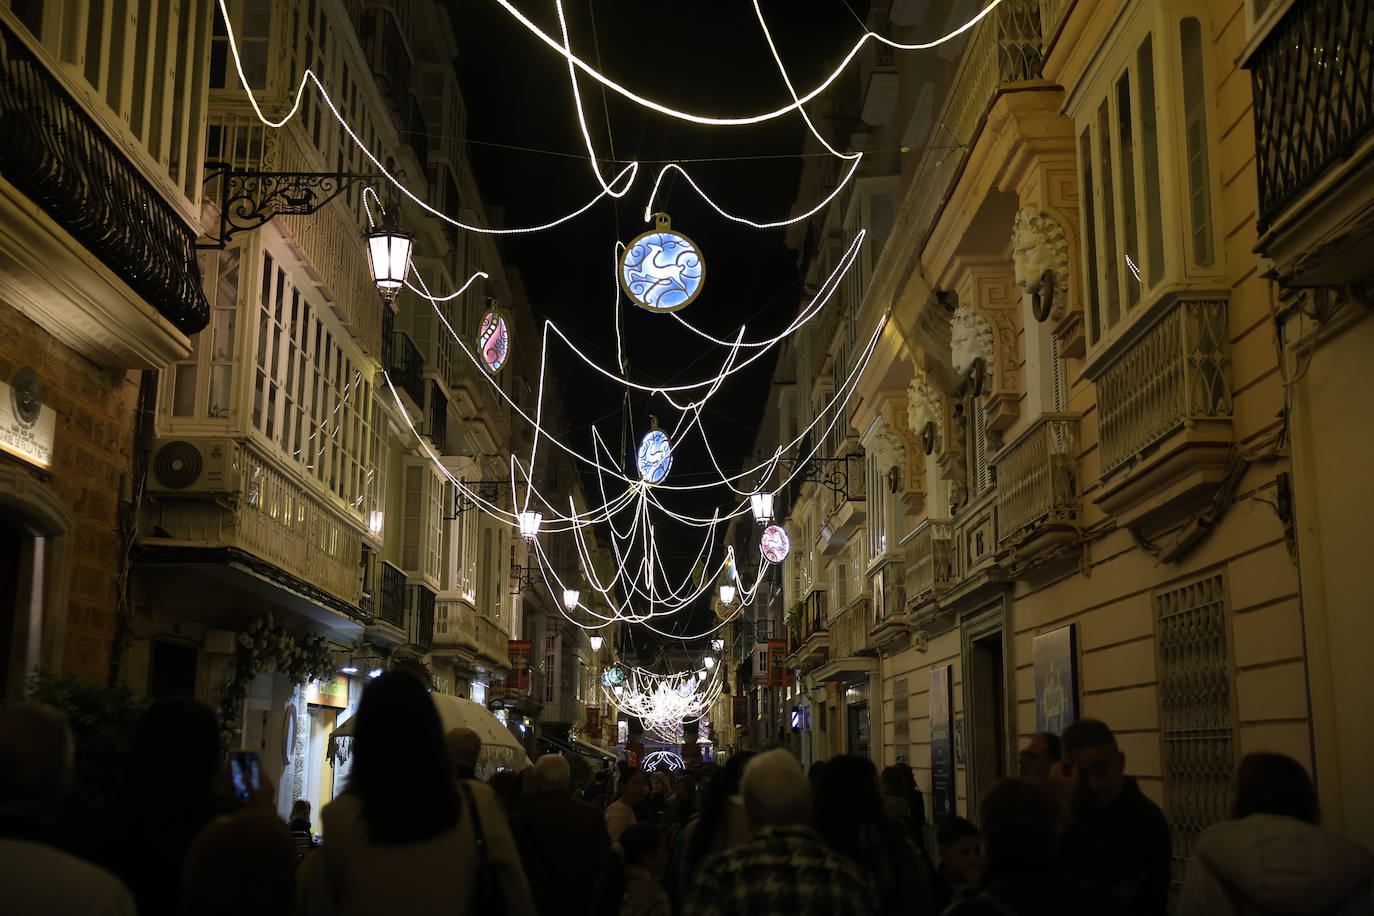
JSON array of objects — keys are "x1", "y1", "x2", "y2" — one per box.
[
  {"x1": 1053, "y1": 718, "x2": 1171, "y2": 916},
  {"x1": 946, "y1": 779, "x2": 1122, "y2": 916},
  {"x1": 510, "y1": 754, "x2": 614, "y2": 916}
]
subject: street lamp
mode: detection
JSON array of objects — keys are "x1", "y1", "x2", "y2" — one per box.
[
  {"x1": 750, "y1": 491, "x2": 774, "y2": 524},
  {"x1": 518, "y1": 511, "x2": 542, "y2": 540},
  {"x1": 719, "y1": 583, "x2": 736, "y2": 606},
  {"x1": 711, "y1": 638, "x2": 725, "y2": 652},
  {"x1": 703, "y1": 655, "x2": 716, "y2": 669},
  {"x1": 590, "y1": 635, "x2": 604, "y2": 653},
  {"x1": 563, "y1": 588, "x2": 580, "y2": 611},
  {"x1": 365, "y1": 213, "x2": 415, "y2": 306}
]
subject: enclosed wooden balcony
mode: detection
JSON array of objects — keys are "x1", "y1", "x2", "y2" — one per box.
[{"x1": 994, "y1": 414, "x2": 1080, "y2": 557}]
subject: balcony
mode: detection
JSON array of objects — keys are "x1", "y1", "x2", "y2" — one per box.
[
  {"x1": 406, "y1": 584, "x2": 435, "y2": 652},
  {"x1": 141, "y1": 442, "x2": 363, "y2": 620},
  {"x1": 0, "y1": 18, "x2": 207, "y2": 363},
  {"x1": 1252, "y1": 2, "x2": 1374, "y2": 229},
  {"x1": 434, "y1": 597, "x2": 479, "y2": 652},
  {"x1": 375, "y1": 562, "x2": 406, "y2": 628},
  {"x1": 904, "y1": 518, "x2": 956, "y2": 608},
  {"x1": 389, "y1": 332, "x2": 426, "y2": 409},
  {"x1": 425, "y1": 379, "x2": 448, "y2": 453},
  {"x1": 994, "y1": 414, "x2": 1080, "y2": 555},
  {"x1": 1093, "y1": 297, "x2": 1232, "y2": 532},
  {"x1": 475, "y1": 615, "x2": 511, "y2": 673},
  {"x1": 814, "y1": 596, "x2": 879, "y2": 685},
  {"x1": 786, "y1": 590, "x2": 830, "y2": 669}
]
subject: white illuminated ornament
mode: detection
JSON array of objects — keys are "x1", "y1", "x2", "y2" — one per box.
[
  {"x1": 637, "y1": 427, "x2": 673, "y2": 485},
  {"x1": 518, "y1": 511, "x2": 543, "y2": 540},
  {"x1": 643, "y1": 750, "x2": 685, "y2": 772},
  {"x1": 711, "y1": 638, "x2": 725, "y2": 652},
  {"x1": 750, "y1": 491, "x2": 774, "y2": 524},
  {"x1": 365, "y1": 218, "x2": 414, "y2": 305},
  {"x1": 760, "y1": 525, "x2": 791, "y2": 563},
  {"x1": 719, "y1": 584, "x2": 736, "y2": 606},
  {"x1": 477, "y1": 302, "x2": 510, "y2": 374},
  {"x1": 702, "y1": 656, "x2": 716, "y2": 669},
  {"x1": 620, "y1": 213, "x2": 704, "y2": 312},
  {"x1": 563, "y1": 588, "x2": 580, "y2": 611},
  {"x1": 589, "y1": 636, "x2": 604, "y2": 653}
]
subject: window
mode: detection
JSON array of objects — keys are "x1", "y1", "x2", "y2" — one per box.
[
  {"x1": 250, "y1": 250, "x2": 380, "y2": 523},
  {"x1": 171, "y1": 249, "x2": 241, "y2": 419},
  {"x1": 1077, "y1": 33, "x2": 1167, "y2": 345},
  {"x1": 402, "y1": 462, "x2": 443, "y2": 584},
  {"x1": 1179, "y1": 18, "x2": 1215, "y2": 269}
]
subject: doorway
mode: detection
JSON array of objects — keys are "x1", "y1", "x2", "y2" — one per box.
[
  {"x1": 847, "y1": 700, "x2": 870, "y2": 757},
  {"x1": 967, "y1": 629, "x2": 1007, "y2": 806}
]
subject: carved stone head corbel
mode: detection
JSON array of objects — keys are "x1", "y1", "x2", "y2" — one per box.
[
  {"x1": 1011, "y1": 207, "x2": 1071, "y2": 323},
  {"x1": 950, "y1": 305, "x2": 995, "y2": 398}
]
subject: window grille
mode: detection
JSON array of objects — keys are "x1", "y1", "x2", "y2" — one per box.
[{"x1": 1156, "y1": 574, "x2": 1234, "y2": 887}]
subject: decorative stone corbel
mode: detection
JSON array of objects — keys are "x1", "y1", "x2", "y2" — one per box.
[
  {"x1": 950, "y1": 304, "x2": 995, "y2": 397},
  {"x1": 907, "y1": 377, "x2": 945, "y2": 456},
  {"x1": 1011, "y1": 207, "x2": 1071, "y2": 324}
]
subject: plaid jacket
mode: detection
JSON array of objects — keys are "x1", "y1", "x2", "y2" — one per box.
[{"x1": 684, "y1": 825, "x2": 880, "y2": 916}]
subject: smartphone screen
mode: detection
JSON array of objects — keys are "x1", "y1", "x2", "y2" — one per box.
[{"x1": 230, "y1": 751, "x2": 261, "y2": 804}]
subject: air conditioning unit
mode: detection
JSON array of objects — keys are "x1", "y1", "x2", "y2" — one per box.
[{"x1": 146, "y1": 438, "x2": 244, "y2": 495}]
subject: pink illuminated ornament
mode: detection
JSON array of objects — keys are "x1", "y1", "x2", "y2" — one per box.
[
  {"x1": 477, "y1": 304, "x2": 509, "y2": 374},
  {"x1": 759, "y1": 525, "x2": 790, "y2": 564}
]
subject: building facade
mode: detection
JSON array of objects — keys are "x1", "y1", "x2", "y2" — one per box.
[{"x1": 758, "y1": 0, "x2": 1366, "y2": 887}]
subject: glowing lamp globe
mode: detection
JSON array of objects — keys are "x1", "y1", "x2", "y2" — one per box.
[
  {"x1": 702, "y1": 655, "x2": 716, "y2": 669},
  {"x1": 365, "y1": 225, "x2": 414, "y2": 304},
  {"x1": 719, "y1": 584, "x2": 736, "y2": 606},
  {"x1": 562, "y1": 588, "x2": 580, "y2": 611},
  {"x1": 518, "y1": 511, "x2": 542, "y2": 540},
  {"x1": 759, "y1": 525, "x2": 791, "y2": 564},
  {"x1": 750, "y1": 491, "x2": 774, "y2": 524},
  {"x1": 590, "y1": 635, "x2": 604, "y2": 653},
  {"x1": 711, "y1": 638, "x2": 725, "y2": 652}
]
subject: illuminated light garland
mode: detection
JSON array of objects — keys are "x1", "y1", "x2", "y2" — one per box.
[
  {"x1": 490, "y1": 0, "x2": 1008, "y2": 126},
  {"x1": 603, "y1": 665, "x2": 722, "y2": 733},
  {"x1": 643, "y1": 750, "x2": 686, "y2": 771}
]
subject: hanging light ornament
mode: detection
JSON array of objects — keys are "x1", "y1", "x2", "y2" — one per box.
[
  {"x1": 636, "y1": 421, "x2": 673, "y2": 485},
  {"x1": 643, "y1": 750, "x2": 686, "y2": 772},
  {"x1": 365, "y1": 211, "x2": 415, "y2": 306},
  {"x1": 619, "y1": 212, "x2": 705, "y2": 312},
  {"x1": 603, "y1": 666, "x2": 721, "y2": 734},
  {"x1": 719, "y1": 583, "x2": 736, "y2": 606},
  {"x1": 589, "y1": 635, "x2": 604, "y2": 653},
  {"x1": 562, "y1": 588, "x2": 580, "y2": 611},
  {"x1": 759, "y1": 525, "x2": 791, "y2": 563},
  {"x1": 477, "y1": 299, "x2": 510, "y2": 374}
]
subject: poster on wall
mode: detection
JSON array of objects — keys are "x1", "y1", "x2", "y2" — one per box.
[
  {"x1": 1033, "y1": 624, "x2": 1078, "y2": 735},
  {"x1": 930, "y1": 665, "x2": 955, "y2": 819}
]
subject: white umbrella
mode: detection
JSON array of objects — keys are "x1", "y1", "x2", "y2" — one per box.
[{"x1": 328, "y1": 693, "x2": 531, "y2": 777}]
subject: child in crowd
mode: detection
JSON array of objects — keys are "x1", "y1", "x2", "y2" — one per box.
[{"x1": 932, "y1": 815, "x2": 983, "y2": 912}]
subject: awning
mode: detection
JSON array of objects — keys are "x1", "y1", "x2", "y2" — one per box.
[
  {"x1": 539, "y1": 733, "x2": 617, "y2": 763},
  {"x1": 569, "y1": 736, "x2": 616, "y2": 761},
  {"x1": 328, "y1": 692, "x2": 531, "y2": 776}
]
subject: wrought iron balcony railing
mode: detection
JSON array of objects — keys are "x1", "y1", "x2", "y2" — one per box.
[
  {"x1": 389, "y1": 332, "x2": 426, "y2": 408},
  {"x1": 0, "y1": 19, "x2": 209, "y2": 335},
  {"x1": 995, "y1": 414, "x2": 1080, "y2": 543},
  {"x1": 377, "y1": 561, "x2": 406, "y2": 628},
  {"x1": 1250, "y1": 0, "x2": 1374, "y2": 231},
  {"x1": 1097, "y1": 298, "x2": 1230, "y2": 476},
  {"x1": 407, "y1": 584, "x2": 435, "y2": 652}
]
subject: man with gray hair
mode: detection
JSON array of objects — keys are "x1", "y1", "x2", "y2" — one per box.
[
  {"x1": 0, "y1": 702, "x2": 137, "y2": 915},
  {"x1": 685, "y1": 749, "x2": 878, "y2": 916},
  {"x1": 445, "y1": 726, "x2": 482, "y2": 781},
  {"x1": 510, "y1": 754, "x2": 611, "y2": 916}
]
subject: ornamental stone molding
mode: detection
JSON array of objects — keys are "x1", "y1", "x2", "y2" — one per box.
[
  {"x1": 1011, "y1": 207, "x2": 1071, "y2": 322},
  {"x1": 950, "y1": 304, "x2": 995, "y2": 387}
]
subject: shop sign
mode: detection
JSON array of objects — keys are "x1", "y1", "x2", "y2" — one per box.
[
  {"x1": 0, "y1": 368, "x2": 55, "y2": 470},
  {"x1": 732, "y1": 695, "x2": 748, "y2": 726},
  {"x1": 766, "y1": 639, "x2": 792, "y2": 687},
  {"x1": 306, "y1": 675, "x2": 349, "y2": 709},
  {"x1": 503, "y1": 640, "x2": 532, "y2": 691}
]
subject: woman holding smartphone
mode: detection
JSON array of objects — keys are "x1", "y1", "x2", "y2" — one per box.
[{"x1": 310, "y1": 669, "x2": 535, "y2": 916}]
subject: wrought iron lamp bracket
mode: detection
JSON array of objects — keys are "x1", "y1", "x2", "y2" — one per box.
[
  {"x1": 778, "y1": 454, "x2": 854, "y2": 497},
  {"x1": 196, "y1": 163, "x2": 379, "y2": 249},
  {"x1": 445, "y1": 479, "x2": 511, "y2": 519}
]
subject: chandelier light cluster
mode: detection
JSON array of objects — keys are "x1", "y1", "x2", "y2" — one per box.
[{"x1": 603, "y1": 664, "x2": 723, "y2": 734}]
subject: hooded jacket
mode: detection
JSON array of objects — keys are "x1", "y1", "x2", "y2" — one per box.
[{"x1": 1178, "y1": 814, "x2": 1374, "y2": 916}]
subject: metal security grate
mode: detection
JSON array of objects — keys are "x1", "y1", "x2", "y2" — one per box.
[
  {"x1": 1250, "y1": 0, "x2": 1374, "y2": 230},
  {"x1": 893, "y1": 678, "x2": 910, "y2": 763},
  {"x1": 1156, "y1": 574, "x2": 1234, "y2": 887}
]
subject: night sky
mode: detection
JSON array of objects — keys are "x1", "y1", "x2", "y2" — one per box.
[{"x1": 450, "y1": 0, "x2": 868, "y2": 641}]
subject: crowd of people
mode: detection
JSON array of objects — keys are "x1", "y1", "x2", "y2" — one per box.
[{"x1": 2, "y1": 668, "x2": 1371, "y2": 915}]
